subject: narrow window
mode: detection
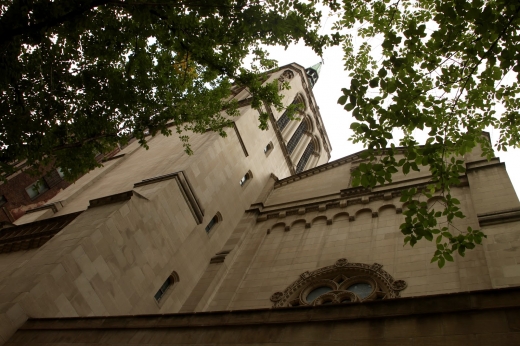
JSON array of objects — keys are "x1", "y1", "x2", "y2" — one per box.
[
  {"x1": 296, "y1": 141, "x2": 315, "y2": 173},
  {"x1": 286, "y1": 121, "x2": 308, "y2": 154},
  {"x1": 154, "y1": 271, "x2": 179, "y2": 303},
  {"x1": 239, "y1": 171, "x2": 252, "y2": 187},
  {"x1": 0, "y1": 195, "x2": 6, "y2": 207},
  {"x1": 264, "y1": 142, "x2": 274, "y2": 157},
  {"x1": 276, "y1": 112, "x2": 290, "y2": 132},
  {"x1": 25, "y1": 179, "x2": 49, "y2": 199},
  {"x1": 277, "y1": 98, "x2": 302, "y2": 132},
  {"x1": 205, "y1": 215, "x2": 219, "y2": 233}
]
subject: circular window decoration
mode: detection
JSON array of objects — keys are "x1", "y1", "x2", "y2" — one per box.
[
  {"x1": 270, "y1": 258, "x2": 407, "y2": 307},
  {"x1": 346, "y1": 283, "x2": 373, "y2": 299},
  {"x1": 306, "y1": 286, "x2": 333, "y2": 303}
]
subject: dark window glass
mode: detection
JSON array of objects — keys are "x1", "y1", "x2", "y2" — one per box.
[
  {"x1": 277, "y1": 99, "x2": 302, "y2": 132},
  {"x1": 0, "y1": 195, "x2": 6, "y2": 207},
  {"x1": 154, "y1": 277, "x2": 173, "y2": 302},
  {"x1": 276, "y1": 112, "x2": 290, "y2": 132},
  {"x1": 296, "y1": 141, "x2": 315, "y2": 173},
  {"x1": 347, "y1": 283, "x2": 373, "y2": 299},
  {"x1": 205, "y1": 216, "x2": 218, "y2": 233},
  {"x1": 239, "y1": 173, "x2": 250, "y2": 186},
  {"x1": 306, "y1": 286, "x2": 333, "y2": 303},
  {"x1": 286, "y1": 121, "x2": 308, "y2": 154}
]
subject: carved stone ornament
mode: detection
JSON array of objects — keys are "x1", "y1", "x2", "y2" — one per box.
[
  {"x1": 278, "y1": 70, "x2": 295, "y2": 90},
  {"x1": 270, "y1": 291, "x2": 284, "y2": 302},
  {"x1": 392, "y1": 280, "x2": 408, "y2": 291},
  {"x1": 282, "y1": 70, "x2": 295, "y2": 80},
  {"x1": 335, "y1": 258, "x2": 349, "y2": 267},
  {"x1": 271, "y1": 258, "x2": 407, "y2": 308}
]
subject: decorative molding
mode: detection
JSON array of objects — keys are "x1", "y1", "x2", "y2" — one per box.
[
  {"x1": 0, "y1": 212, "x2": 82, "y2": 254},
  {"x1": 271, "y1": 258, "x2": 407, "y2": 307},
  {"x1": 478, "y1": 208, "x2": 520, "y2": 226},
  {"x1": 25, "y1": 203, "x2": 59, "y2": 214},
  {"x1": 134, "y1": 171, "x2": 204, "y2": 224}
]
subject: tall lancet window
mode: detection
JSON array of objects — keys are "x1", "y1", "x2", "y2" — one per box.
[
  {"x1": 286, "y1": 121, "x2": 308, "y2": 154},
  {"x1": 277, "y1": 98, "x2": 302, "y2": 131},
  {"x1": 296, "y1": 141, "x2": 315, "y2": 173}
]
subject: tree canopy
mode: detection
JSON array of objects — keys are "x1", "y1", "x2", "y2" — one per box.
[
  {"x1": 0, "y1": 0, "x2": 335, "y2": 180},
  {"x1": 336, "y1": 0, "x2": 520, "y2": 266}
]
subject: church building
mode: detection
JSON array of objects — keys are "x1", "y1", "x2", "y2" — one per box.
[{"x1": 1, "y1": 63, "x2": 520, "y2": 345}]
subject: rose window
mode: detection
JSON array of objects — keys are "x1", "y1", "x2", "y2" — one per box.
[{"x1": 270, "y1": 258, "x2": 407, "y2": 307}]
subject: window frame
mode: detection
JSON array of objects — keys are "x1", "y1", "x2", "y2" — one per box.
[
  {"x1": 154, "y1": 271, "x2": 180, "y2": 304},
  {"x1": 25, "y1": 179, "x2": 50, "y2": 199}
]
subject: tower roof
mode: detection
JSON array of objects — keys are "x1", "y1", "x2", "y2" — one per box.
[{"x1": 305, "y1": 61, "x2": 322, "y2": 89}]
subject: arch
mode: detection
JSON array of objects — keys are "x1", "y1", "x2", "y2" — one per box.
[
  {"x1": 276, "y1": 93, "x2": 307, "y2": 132},
  {"x1": 270, "y1": 258, "x2": 407, "y2": 307},
  {"x1": 333, "y1": 212, "x2": 350, "y2": 223},
  {"x1": 291, "y1": 219, "x2": 307, "y2": 228},
  {"x1": 294, "y1": 93, "x2": 307, "y2": 113},
  {"x1": 427, "y1": 196, "x2": 446, "y2": 208},
  {"x1": 269, "y1": 222, "x2": 286, "y2": 234},
  {"x1": 264, "y1": 141, "x2": 274, "y2": 156},
  {"x1": 312, "y1": 215, "x2": 328, "y2": 226},
  {"x1": 402, "y1": 199, "x2": 423, "y2": 211},
  {"x1": 239, "y1": 170, "x2": 253, "y2": 187},
  {"x1": 355, "y1": 208, "x2": 373, "y2": 218},
  {"x1": 378, "y1": 204, "x2": 397, "y2": 216}
]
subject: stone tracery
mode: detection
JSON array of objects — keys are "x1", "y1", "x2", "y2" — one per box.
[{"x1": 270, "y1": 258, "x2": 407, "y2": 307}]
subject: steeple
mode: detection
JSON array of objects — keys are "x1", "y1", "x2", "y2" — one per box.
[{"x1": 305, "y1": 62, "x2": 322, "y2": 89}]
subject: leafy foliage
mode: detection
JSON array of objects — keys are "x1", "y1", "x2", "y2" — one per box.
[
  {"x1": 0, "y1": 0, "x2": 335, "y2": 180},
  {"x1": 333, "y1": 0, "x2": 520, "y2": 266}
]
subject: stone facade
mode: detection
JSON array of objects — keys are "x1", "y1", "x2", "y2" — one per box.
[{"x1": 1, "y1": 62, "x2": 520, "y2": 345}]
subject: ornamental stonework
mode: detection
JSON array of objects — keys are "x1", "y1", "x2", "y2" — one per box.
[{"x1": 270, "y1": 258, "x2": 407, "y2": 307}]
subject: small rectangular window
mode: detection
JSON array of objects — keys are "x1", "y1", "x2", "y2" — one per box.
[
  {"x1": 0, "y1": 195, "x2": 6, "y2": 207},
  {"x1": 25, "y1": 179, "x2": 49, "y2": 199}
]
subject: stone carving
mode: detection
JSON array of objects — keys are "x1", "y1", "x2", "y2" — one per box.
[
  {"x1": 282, "y1": 70, "x2": 295, "y2": 80},
  {"x1": 392, "y1": 280, "x2": 408, "y2": 291},
  {"x1": 270, "y1": 291, "x2": 284, "y2": 302},
  {"x1": 370, "y1": 263, "x2": 383, "y2": 271},
  {"x1": 335, "y1": 258, "x2": 349, "y2": 267},
  {"x1": 271, "y1": 258, "x2": 407, "y2": 307},
  {"x1": 278, "y1": 70, "x2": 295, "y2": 90}
]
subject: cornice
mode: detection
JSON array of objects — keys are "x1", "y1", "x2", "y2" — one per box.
[{"x1": 256, "y1": 177, "x2": 470, "y2": 222}]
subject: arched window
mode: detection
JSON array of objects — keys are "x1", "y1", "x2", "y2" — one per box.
[
  {"x1": 270, "y1": 258, "x2": 407, "y2": 307},
  {"x1": 205, "y1": 212, "x2": 222, "y2": 233},
  {"x1": 296, "y1": 141, "x2": 315, "y2": 173},
  {"x1": 276, "y1": 97, "x2": 303, "y2": 132},
  {"x1": 286, "y1": 120, "x2": 308, "y2": 154},
  {"x1": 154, "y1": 271, "x2": 180, "y2": 303},
  {"x1": 264, "y1": 142, "x2": 274, "y2": 156},
  {"x1": 239, "y1": 170, "x2": 253, "y2": 187}
]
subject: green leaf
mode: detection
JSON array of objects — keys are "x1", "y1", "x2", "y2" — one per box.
[{"x1": 345, "y1": 103, "x2": 355, "y2": 111}]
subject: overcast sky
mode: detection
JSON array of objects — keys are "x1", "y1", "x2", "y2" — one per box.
[{"x1": 264, "y1": 39, "x2": 520, "y2": 196}]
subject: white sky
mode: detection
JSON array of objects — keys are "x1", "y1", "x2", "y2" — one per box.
[{"x1": 264, "y1": 40, "x2": 520, "y2": 196}]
